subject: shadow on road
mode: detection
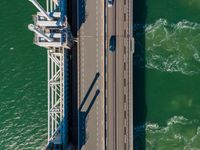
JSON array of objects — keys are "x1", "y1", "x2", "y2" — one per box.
[
  {"x1": 79, "y1": 72, "x2": 100, "y2": 111},
  {"x1": 77, "y1": 0, "x2": 87, "y2": 30},
  {"x1": 78, "y1": 73, "x2": 100, "y2": 149},
  {"x1": 68, "y1": 0, "x2": 87, "y2": 35},
  {"x1": 67, "y1": 0, "x2": 78, "y2": 148},
  {"x1": 67, "y1": 0, "x2": 89, "y2": 148},
  {"x1": 133, "y1": 0, "x2": 147, "y2": 149}
]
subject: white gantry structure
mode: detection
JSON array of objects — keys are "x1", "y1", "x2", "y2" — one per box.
[{"x1": 28, "y1": 0, "x2": 72, "y2": 149}]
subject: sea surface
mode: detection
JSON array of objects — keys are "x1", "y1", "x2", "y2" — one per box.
[
  {"x1": 134, "y1": 0, "x2": 200, "y2": 149},
  {"x1": 0, "y1": 0, "x2": 47, "y2": 149},
  {"x1": 1, "y1": 0, "x2": 200, "y2": 150}
]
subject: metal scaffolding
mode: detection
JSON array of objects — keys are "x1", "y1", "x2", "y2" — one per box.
[
  {"x1": 46, "y1": 0, "x2": 58, "y2": 13},
  {"x1": 46, "y1": 0, "x2": 66, "y2": 144},
  {"x1": 29, "y1": 0, "x2": 71, "y2": 148},
  {"x1": 47, "y1": 48, "x2": 64, "y2": 144}
]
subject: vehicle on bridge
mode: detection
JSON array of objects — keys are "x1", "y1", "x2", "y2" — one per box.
[
  {"x1": 108, "y1": 0, "x2": 114, "y2": 7},
  {"x1": 109, "y1": 35, "x2": 116, "y2": 52}
]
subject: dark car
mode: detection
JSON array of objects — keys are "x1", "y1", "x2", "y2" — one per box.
[
  {"x1": 108, "y1": 0, "x2": 114, "y2": 7},
  {"x1": 109, "y1": 35, "x2": 116, "y2": 52}
]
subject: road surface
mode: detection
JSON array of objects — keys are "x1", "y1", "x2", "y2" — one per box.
[
  {"x1": 77, "y1": 0, "x2": 105, "y2": 149},
  {"x1": 106, "y1": 0, "x2": 133, "y2": 149}
]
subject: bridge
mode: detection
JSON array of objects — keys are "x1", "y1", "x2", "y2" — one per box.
[{"x1": 28, "y1": 0, "x2": 133, "y2": 149}]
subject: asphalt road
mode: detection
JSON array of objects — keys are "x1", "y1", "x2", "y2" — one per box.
[
  {"x1": 77, "y1": 0, "x2": 105, "y2": 149},
  {"x1": 106, "y1": 0, "x2": 116, "y2": 150},
  {"x1": 106, "y1": 0, "x2": 133, "y2": 149},
  {"x1": 77, "y1": 0, "x2": 133, "y2": 149}
]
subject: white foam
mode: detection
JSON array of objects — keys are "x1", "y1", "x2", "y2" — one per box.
[
  {"x1": 167, "y1": 115, "x2": 188, "y2": 126},
  {"x1": 144, "y1": 116, "x2": 200, "y2": 149},
  {"x1": 134, "y1": 18, "x2": 200, "y2": 75}
]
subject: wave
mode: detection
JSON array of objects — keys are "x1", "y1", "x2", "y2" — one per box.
[
  {"x1": 134, "y1": 116, "x2": 200, "y2": 149},
  {"x1": 134, "y1": 19, "x2": 200, "y2": 75}
]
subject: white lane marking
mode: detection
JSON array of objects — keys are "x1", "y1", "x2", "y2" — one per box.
[
  {"x1": 81, "y1": 29, "x2": 85, "y2": 101},
  {"x1": 98, "y1": 0, "x2": 105, "y2": 147},
  {"x1": 95, "y1": 0, "x2": 100, "y2": 149}
]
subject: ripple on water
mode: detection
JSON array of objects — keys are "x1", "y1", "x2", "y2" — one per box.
[
  {"x1": 134, "y1": 19, "x2": 200, "y2": 76},
  {"x1": 134, "y1": 116, "x2": 200, "y2": 149}
]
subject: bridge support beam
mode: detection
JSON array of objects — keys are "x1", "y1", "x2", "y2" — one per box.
[
  {"x1": 47, "y1": 48, "x2": 64, "y2": 145},
  {"x1": 29, "y1": 0, "x2": 53, "y2": 20}
]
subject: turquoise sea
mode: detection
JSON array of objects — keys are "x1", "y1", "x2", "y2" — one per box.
[{"x1": 134, "y1": 0, "x2": 200, "y2": 149}]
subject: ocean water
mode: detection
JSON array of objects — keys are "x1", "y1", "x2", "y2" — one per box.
[
  {"x1": 134, "y1": 0, "x2": 200, "y2": 149},
  {"x1": 2, "y1": 0, "x2": 200, "y2": 149},
  {"x1": 0, "y1": 0, "x2": 47, "y2": 149}
]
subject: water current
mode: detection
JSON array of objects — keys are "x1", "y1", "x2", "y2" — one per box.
[{"x1": 134, "y1": 0, "x2": 200, "y2": 149}]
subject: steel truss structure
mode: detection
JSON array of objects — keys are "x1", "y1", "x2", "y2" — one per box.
[
  {"x1": 46, "y1": 0, "x2": 69, "y2": 146},
  {"x1": 46, "y1": 0, "x2": 65, "y2": 144},
  {"x1": 47, "y1": 48, "x2": 65, "y2": 143},
  {"x1": 29, "y1": 0, "x2": 71, "y2": 148},
  {"x1": 46, "y1": 0, "x2": 58, "y2": 13}
]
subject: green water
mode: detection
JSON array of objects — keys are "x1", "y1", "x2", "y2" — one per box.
[
  {"x1": 0, "y1": 1, "x2": 47, "y2": 149},
  {"x1": 134, "y1": 0, "x2": 200, "y2": 149},
  {"x1": 1, "y1": 0, "x2": 200, "y2": 149}
]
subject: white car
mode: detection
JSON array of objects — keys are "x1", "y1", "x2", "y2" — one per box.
[{"x1": 108, "y1": 0, "x2": 113, "y2": 7}]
